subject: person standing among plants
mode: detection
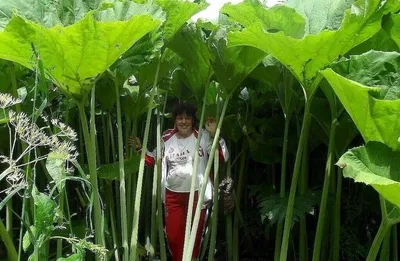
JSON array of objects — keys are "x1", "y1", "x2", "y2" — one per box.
[{"x1": 130, "y1": 102, "x2": 229, "y2": 261}]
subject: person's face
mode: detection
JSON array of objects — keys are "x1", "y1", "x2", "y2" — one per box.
[{"x1": 175, "y1": 112, "x2": 193, "y2": 137}]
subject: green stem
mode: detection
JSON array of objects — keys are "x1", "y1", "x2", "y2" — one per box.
[
  {"x1": 77, "y1": 93, "x2": 104, "y2": 250},
  {"x1": 157, "y1": 160, "x2": 167, "y2": 261},
  {"x1": 379, "y1": 228, "x2": 391, "y2": 261},
  {"x1": 130, "y1": 60, "x2": 161, "y2": 260},
  {"x1": 280, "y1": 100, "x2": 312, "y2": 261},
  {"x1": 275, "y1": 116, "x2": 291, "y2": 261},
  {"x1": 107, "y1": 183, "x2": 120, "y2": 261},
  {"x1": 299, "y1": 141, "x2": 309, "y2": 261},
  {"x1": 366, "y1": 219, "x2": 391, "y2": 261},
  {"x1": 183, "y1": 96, "x2": 230, "y2": 261},
  {"x1": 127, "y1": 120, "x2": 138, "y2": 234},
  {"x1": 392, "y1": 225, "x2": 398, "y2": 261},
  {"x1": 150, "y1": 107, "x2": 162, "y2": 258},
  {"x1": 0, "y1": 218, "x2": 17, "y2": 261},
  {"x1": 183, "y1": 85, "x2": 209, "y2": 256},
  {"x1": 56, "y1": 190, "x2": 65, "y2": 259},
  {"x1": 312, "y1": 119, "x2": 337, "y2": 261},
  {"x1": 207, "y1": 150, "x2": 220, "y2": 261},
  {"x1": 378, "y1": 197, "x2": 390, "y2": 261},
  {"x1": 233, "y1": 141, "x2": 247, "y2": 261},
  {"x1": 115, "y1": 80, "x2": 129, "y2": 261},
  {"x1": 225, "y1": 145, "x2": 233, "y2": 261},
  {"x1": 331, "y1": 167, "x2": 342, "y2": 261}
]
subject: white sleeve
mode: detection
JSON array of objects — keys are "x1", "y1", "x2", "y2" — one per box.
[{"x1": 202, "y1": 129, "x2": 229, "y2": 162}]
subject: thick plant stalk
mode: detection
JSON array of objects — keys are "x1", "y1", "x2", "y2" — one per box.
[
  {"x1": 275, "y1": 116, "x2": 291, "y2": 261},
  {"x1": 225, "y1": 147, "x2": 233, "y2": 261},
  {"x1": 233, "y1": 141, "x2": 247, "y2": 261},
  {"x1": 312, "y1": 119, "x2": 337, "y2": 261},
  {"x1": 299, "y1": 131, "x2": 309, "y2": 261},
  {"x1": 200, "y1": 222, "x2": 212, "y2": 261},
  {"x1": 379, "y1": 229, "x2": 391, "y2": 261},
  {"x1": 331, "y1": 167, "x2": 342, "y2": 261},
  {"x1": 89, "y1": 86, "x2": 105, "y2": 248},
  {"x1": 378, "y1": 197, "x2": 390, "y2": 261},
  {"x1": 366, "y1": 219, "x2": 391, "y2": 261},
  {"x1": 115, "y1": 81, "x2": 129, "y2": 261},
  {"x1": 0, "y1": 218, "x2": 17, "y2": 261},
  {"x1": 107, "y1": 183, "x2": 120, "y2": 261},
  {"x1": 77, "y1": 89, "x2": 104, "y2": 249},
  {"x1": 150, "y1": 108, "x2": 162, "y2": 257},
  {"x1": 78, "y1": 120, "x2": 85, "y2": 165},
  {"x1": 280, "y1": 100, "x2": 313, "y2": 261},
  {"x1": 130, "y1": 61, "x2": 160, "y2": 259},
  {"x1": 183, "y1": 87, "x2": 209, "y2": 255},
  {"x1": 157, "y1": 147, "x2": 167, "y2": 261},
  {"x1": 207, "y1": 149, "x2": 220, "y2": 261},
  {"x1": 392, "y1": 225, "x2": 398, "y2": 261},
  {"x1": 127, "y1": 119, "x2": 138, "y2": 234},
  {"x1": 183, "y1": 96, "x2": 230, "y2": 261}
]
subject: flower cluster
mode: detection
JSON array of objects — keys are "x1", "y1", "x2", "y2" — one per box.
[
  {"x1": 7, "y1": 111, "x2": 78, "y2": 161},
  {"x1": 0, "y1": 93, "x2": 21, "y2": 109},
  {"x1": 51, "y1": 119, "x2": 78, "y2": 141},
  {"x1": 64, "y1": 237, "x2": 108, "y2": 261},
  {"x1": 8, "y1": 111, "x2": 53, "y2": 147}
]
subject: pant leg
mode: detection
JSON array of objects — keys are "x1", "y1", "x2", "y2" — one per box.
[
  {"x1": 191, "y1": 207, "x2": 207, "y2": 259},
  {"x1": 164, "y1": 189, "x2": 208, "y2": 261},
  {"x1": 165, "y1": 189, "x2": 187, "y2": 261}
]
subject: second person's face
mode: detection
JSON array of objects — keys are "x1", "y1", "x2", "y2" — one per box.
[{"x1": 175, "y1": 113, "x2": 193, "y2": 137}]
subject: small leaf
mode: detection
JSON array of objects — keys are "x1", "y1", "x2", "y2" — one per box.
[
  {"x1": 46, "y1": 152, "x2": 68, "y2": 191},
  {"x1": 22, "y1": 226, "x2": 36, "y2": 252},
  {"x1": 338, "y1": 141, "x2": 400, "y2": 219},
  {"x1": 57, "y1": 252, "x2": 84, "y2": 261}
]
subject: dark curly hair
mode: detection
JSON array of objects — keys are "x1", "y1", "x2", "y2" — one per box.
[{"x1": 172, "y1": 102, "x2": 198, "y2": 127}]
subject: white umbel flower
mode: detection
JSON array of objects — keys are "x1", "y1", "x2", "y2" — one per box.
[{"x1": 0, "y1": 93, "x2": 21, "y2": 109}]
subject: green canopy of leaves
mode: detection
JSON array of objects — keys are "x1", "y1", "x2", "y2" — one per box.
[
  {"x1": 0, "y1": 13, "x2": 161, "y2": 101},
  {"x1": 225, "y1": 0, "x2": 400, "y2": 90},
  {"x1": 0, "y1": 0, "x2": 101, "y2": 30}
]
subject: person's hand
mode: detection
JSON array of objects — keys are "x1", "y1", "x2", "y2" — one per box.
[
  {"x1": 205, "y1": 117, "x2": 216, "y2": 137},
  {"x1": 128, "y1": 136, "x2": 142, "y2": 151}
]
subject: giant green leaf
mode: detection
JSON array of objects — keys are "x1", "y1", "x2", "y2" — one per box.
[
  {"x1": 155, "y1": 0, "x2": 207, "y2": 43},
  {"x1": 96, "y1": 74, "x2": 117, "y2": 110},
  {"x1": 384, "y1": 14, "x2": 400, "y2": 49},
  {"x1": 0, "y1": 13, "x2": 161, "y2": 101},
  {"x1": 208, "y1": 27, "x2": 266, "y2": 95},
  {"x1": 348, "y1": 29, "x2": 398, "y2": 55},
  {"x1": 0, "y1": 0, "x2": 101, "y2": 30},
  {"x1": 322, "y1": 68, "x2": 400, "y2": 150},
  {"x1": 337, "y1": 142, "x2": 400, "y2": 212},
  {"x1": 136, "y1": 49, "x2": 182, "y2": 91},
  {"x1": 168, "y1": 23, "x2": 213, "y2": 100},
  {"x1": 330, "y1": 50, "x2": 400, "y2": 100},
  {"x1": 221, "y1": 0, "x2": 305, "y2": 38},
  {"x1": 95, "y1": 0, "x2": 165, "y2": 22},
  {"x1": 226, "y1": 0, "x2": 400, "y2": 90},
  {"x1": 285, "y1": 0, "x2": 354, "y2": 34}
]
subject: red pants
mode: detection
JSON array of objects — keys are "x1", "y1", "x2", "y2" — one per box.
[{"x1": 165, "y1": 189, "x2": 207, "y2": 261}]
